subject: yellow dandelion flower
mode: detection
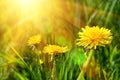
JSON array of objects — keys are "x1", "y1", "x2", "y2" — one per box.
[
  {"x1": 27, "y1": 35, "x2": 41, "y2": 46},
  {"x1": 76, "y1": 26, "x2": 112, "y2": 49},
  {"x1": 39, "y1": 59, "x2": 43, "y2": 64},
  {"x1": 43, "y1": 45, "x2": 68, "y2": 54}
]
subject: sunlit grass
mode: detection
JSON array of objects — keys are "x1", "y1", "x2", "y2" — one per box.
[{"x1": 0, "y1": 0, "x2": 120, "y2": 80}]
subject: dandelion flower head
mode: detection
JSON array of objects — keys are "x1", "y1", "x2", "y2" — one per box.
[
  {"x1": 43, "y1": 45, "x2": 68, "y2": 54},
  {"x1": 27, "y1": 35, "x2": 41, "y2": 46},
  {"x1": 76, "y1": 26, "x2": 112, "y2": 49}
]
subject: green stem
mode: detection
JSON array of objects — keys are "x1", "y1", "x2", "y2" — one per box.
[
  {"x1": 51, "y1": 55, "x2": 57, "y2": 80},
  {"x1": 77, "y1": 49, "x2": 94, "y2": 80},
  {"x1": 52, "y1": 60, "x2": 57, "y2": 80}
]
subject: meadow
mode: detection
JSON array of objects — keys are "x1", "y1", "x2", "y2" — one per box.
[{"x1": 0, "y1": 0, "x2": 120, "y2": 80}]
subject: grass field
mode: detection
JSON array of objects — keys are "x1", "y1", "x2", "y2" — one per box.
[{"x1": 0, "y1": 0, "x2": 120, "y2": 80}]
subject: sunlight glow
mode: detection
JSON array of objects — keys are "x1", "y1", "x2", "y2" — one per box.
[
  {"x1": 11, "y1": 0, "x2": 62, "y2": 19},
  {"x1": 16, "y1": 0, "x2": 42, "y2": 10},
  {"x1": 18, "y1": 0, "x2": 42, "y2": 8},
  {"x1": 8, "y1": 0, "x2": 63, "y2": 25},
  {"x1": 19, "y1": 0, "x2": 34, "y2": 6}
]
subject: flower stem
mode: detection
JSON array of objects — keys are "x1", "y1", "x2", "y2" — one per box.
[
  {"x1": 51, "y1": 55, "x2": 57, "y2": 80},
  {"x1": 77, "y1": 49, "x2": 94, "y2": 80},
  {"x1": 52, "y1": 60, "x2": 57, "y2": 80}
]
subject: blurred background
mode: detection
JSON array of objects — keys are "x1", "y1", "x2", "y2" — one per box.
[{"x1": 0, "y1": 0, "x2": 120, "y2": 49}]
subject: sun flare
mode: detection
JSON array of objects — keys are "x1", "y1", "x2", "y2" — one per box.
[
  {"x1": 19, "y1": 0, "x2": 35, "y2": 6},
  {"x1": 10, "y1": 0, "x2": 61, "y2": 19},
  {"x1": 17, "y1": 0, "x2": 43, "y2": 7},
  {"x1": 15, "y1": 0, "x2": 42, "y2": 12}
]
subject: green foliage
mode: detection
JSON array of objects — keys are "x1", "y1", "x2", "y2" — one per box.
[{"x1": 70, "y1": 47, "x2": 86, "y2": 66}]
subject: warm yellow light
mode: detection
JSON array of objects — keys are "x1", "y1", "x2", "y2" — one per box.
[
  {"x1": 18, "y1": 0, "x2": 43, "y2": 7},
  {"x1": 19, "y1": 0, "x2": 34, "y2": 6},
  {"x1": 9, "y1": 0, "x2": 62, "y2": 21},
  {"x1": 12, "y1": 0, "x2": 43, "y2": 17},
  {"x1": 16, "y1": 0, "x2": 40, "y2": 9}
]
